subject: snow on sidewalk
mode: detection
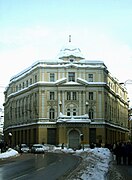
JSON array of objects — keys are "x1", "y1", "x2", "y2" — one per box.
[
  {"x1": 0, "y1": 148, "x2": 19, "y2": 159},
  {"x1": 0, "y1": 147, "x2": 112, "y2": 180}
]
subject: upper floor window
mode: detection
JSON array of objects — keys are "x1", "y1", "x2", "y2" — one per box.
[
  {"x1": 35, "y1": 75, "x2": 37, "y2": 83},
  {"x1": 19, "y1": 84, "x2": 21, "y2": 90},
  {"x1": 16, "y1": 85, "x2": 18, "y2": 91},
  {"x1": 30, "y1": 78, "x2": 32, "y2": 85},
  {"x1": 88, "y1": 74, "x2": 93, "y2": 82},
  {"x1": 67, "y1": 108, "x2": 77, "y2": 116},
  {"x1": 49, "y1": 108, "x2": 55, "y2": 119},
  {"x1": 67, "y1": 91, "x2": 77, "y2": 100},
  {"x1": 73, "y1": 108, "x2": 76, "y2": 116},
  {"x1": 50, "y1": 73, "x2": 55, "y2": 82},
  {"x1": 23, "y1": 82, "x2": 25, "y2": 88},
  {"x1": 34, "y1": 93, "x2": 37, "y2": 102},
  {"x1": 67, "y1": 92, "x2": 71, "y2": 100},
  {"x1": 89, "y1": 108, "x2": 94, "y2": 119},
  {"x1": 67, "y1": 108, "x2": 70, "y2": 116},
  {"x1": 89, "y1": 92, "x2": 93, "y2": 100},
  {"x1": 26, "y1": 80, "x2": 28, "y2": 87},
  {"x1": 68, "y1": 72, "x2": 75, "y2": 82},
  {"x1": 73, "y1": 92, "x2": 77, "y2": 100},
  {"x1": 50, "y1": 92, "x2": 55, "y2": 100},
  {"x1": 69, "y1": 58, "x2": 75, "y2": 63}
]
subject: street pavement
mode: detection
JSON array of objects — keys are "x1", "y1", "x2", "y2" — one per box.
[{"x1": 107, "y1": 158, "x2": 132, "y2": 180}]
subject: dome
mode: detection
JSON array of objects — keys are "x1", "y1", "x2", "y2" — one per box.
[{"x1": 57, "y1": 42, "x2": 84, "y2": 60}]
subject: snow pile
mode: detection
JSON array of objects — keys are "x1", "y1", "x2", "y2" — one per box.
[
  {"x1": 0, "y1": 148, "x2": 18, "y2": 159},
  {"x1": 78, "y1": 148, "x2": 111, "y2": 180},
  {"x1": 58, "y1": 147, "x2": 112, "y2": 180}
]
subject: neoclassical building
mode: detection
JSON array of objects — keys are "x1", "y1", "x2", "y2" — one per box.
[{"x1": 3, "y1": 40, "x2": 129, "y2": 148}]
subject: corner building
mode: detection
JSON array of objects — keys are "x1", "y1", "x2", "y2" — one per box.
[{"x1": 4, "y1": 41, "x2": 129, "y2": 149}]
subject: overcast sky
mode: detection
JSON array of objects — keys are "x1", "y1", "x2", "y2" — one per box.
[{"x1": 0, "y1": 0, "x2": 132, "y2": 107}]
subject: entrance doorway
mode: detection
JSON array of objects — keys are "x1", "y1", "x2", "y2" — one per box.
[
  {"x1": 69, "y1": 130, "x2": 80, "y2": 149},
  {"x1": 89, "y1": 128, "x2": 96, "y2": 144}
]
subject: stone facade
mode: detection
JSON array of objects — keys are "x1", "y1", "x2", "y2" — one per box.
[{"x1": 3, "y1": 42, "x2": 129, "y2": 149}]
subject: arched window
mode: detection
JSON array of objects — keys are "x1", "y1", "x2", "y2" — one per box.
[
  {"x1": 73, "y1": 108, "x2": 76, "y2": 116},
  {"x1": 67, "y1": 108, "x2": 77, "y2": 116},
  {"x1": 67, "y1": 109, "x2": 70, "y2": 116},
  {"x1": 49, "y1": 108, "x2": 55, "y2": 119},
  {"x1": 89, "y1": 108, "x2": 94, "y2": 119}
]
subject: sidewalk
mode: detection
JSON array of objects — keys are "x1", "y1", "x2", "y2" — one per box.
[{"x1": 107, "y1": 157, "x2": 132, "y2": 180}]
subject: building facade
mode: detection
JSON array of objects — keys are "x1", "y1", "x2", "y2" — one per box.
[
  {"x1": 3, "y1": 42, "x2": 129, "y2": 149},
  {"x1": 0, "y1": 107, "x2": 4, "y2": 141}
]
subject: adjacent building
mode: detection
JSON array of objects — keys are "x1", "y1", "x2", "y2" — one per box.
[
  {"x1": 0, "y1": 107, "x2": 4, "y2": 141},
  {"x1": 3, "y1": 40, "x2": 129, "y2": 149}
]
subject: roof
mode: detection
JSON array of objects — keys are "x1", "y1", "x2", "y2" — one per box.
[{"x1": 57, "y1": 42, "x2": 84, "y2": 59}]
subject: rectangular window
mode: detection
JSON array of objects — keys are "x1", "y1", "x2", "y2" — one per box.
[
  {"x1": 68, "y1": 72, "x2": 75, "y2": 82},
  {"x1": 73, "y1": 92, "x2": 77, "y2": 100},
  {"x1": 50, "y1": 73, "x2": 55, "y2": 82},
  {"x1": 30, "y1": 78, "x2": 32, "y2": 85},
  {"x1": 16, "y1": 85, "x2": 18, "y2": 91},
  {"x1": 49, "y1": 108, "x2": 55, "y2": 119},
  {"x1": 19, "y1": 84, "x2": 21, "y2": 90},
  {"x1": 35, "y1": 75, "x2": 37, "y2": 83},
  {"x1": 88, "y1": 74, "x2": 93, "y2": 82},
  {"x1": 89, "y1": 92, "x2": 93, "y2": 100},
  {"x1": 50, "y1": 92, "x2": 55, "y2": 100},
  {"x1": 23, "y1": 82, "x2": 25, "y2": 88},
  {"x1": 67, "y1": 92, "x2": 71, "y2": 100},
  {"x1": 26, "y1": 80, "x2": 28, "y2": 87}
]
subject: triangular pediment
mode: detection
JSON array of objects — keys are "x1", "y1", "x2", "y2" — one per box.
[
  {"x1": 77, "y1": 78, "x2": 89, "y2": 85},
  {"x1": 55, "y1": 78, "x2": 67, "y2": 85},
  {"x1": 55, "y1": 77, "x2": 89, "y2": 86}
]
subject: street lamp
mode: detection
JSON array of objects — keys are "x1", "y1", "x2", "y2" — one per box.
[
  {"x1": 8, "y1": 132, "x2": 12, "y2": 148},
  {"x1": 80, "y1": 133, "x2": 84, "y2": 150},
  {"x1": 86, "y1": 102, "x2": 89, "y2": 115}
]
